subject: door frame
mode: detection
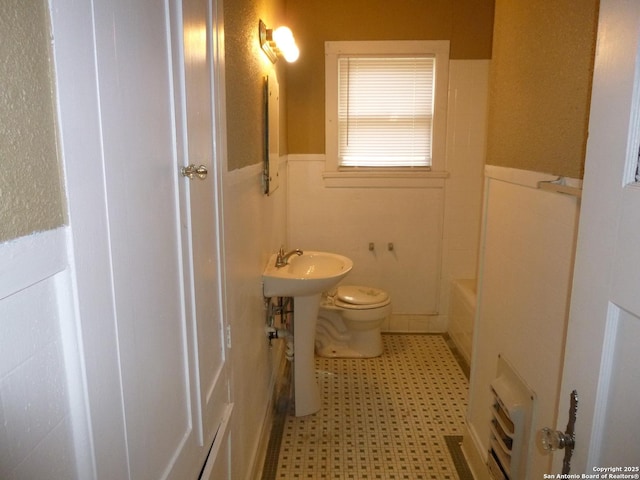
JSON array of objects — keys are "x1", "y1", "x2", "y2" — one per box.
[{"x1": 52, "y1": 0, "x2": 128, "y2": 475}]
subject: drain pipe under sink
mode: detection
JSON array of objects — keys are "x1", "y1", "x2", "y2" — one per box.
[{"x1": 265, "y1": 326, "x2": 294, "y2": 361}]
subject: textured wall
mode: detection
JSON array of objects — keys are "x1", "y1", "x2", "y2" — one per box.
[
  {"x1": 285, "y1": 0, "x2": 495, "y2": 154},
  {"x1": 0, "y1": 0, "x2": 66, "y2": 243},
  {"x1": 487, "y1": 0, "x2": 599, "y2": 178},
  {"x1": 224, "y1": 0, "x2": 287, "y2": 171}
]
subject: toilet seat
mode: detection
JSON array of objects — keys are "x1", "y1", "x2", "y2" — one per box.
[{"x1": 334, "y1": 285, "x2": 390, "y2": 310}]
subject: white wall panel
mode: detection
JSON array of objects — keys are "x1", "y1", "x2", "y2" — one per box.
[
  {"x1": 223, "y1": 161, "x2": 289, "y2": 479},
  {"x1": 466, "y1": 167, "x2": 580, "y2": 478},
  {"x1": 288, "y1": 158, "x2": 443, "y2": 317},
  {"x1": 0, "y1": 228, "x2": 86, "y2": 480}
]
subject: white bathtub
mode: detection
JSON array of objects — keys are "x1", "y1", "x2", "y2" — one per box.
[{"x1": 448, "y1": 278, "x2": 477, "y2": 365}]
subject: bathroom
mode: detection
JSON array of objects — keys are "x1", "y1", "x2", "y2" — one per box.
[
  {"x1": 3, "y1": 0, "x2": 640, "y2": 479},
  {"x1": 228, "y1": 0, "x2": 493, "y2": 474},
  {"x1": 227, "y1": 0, "x2": 589, "y2": 477}
]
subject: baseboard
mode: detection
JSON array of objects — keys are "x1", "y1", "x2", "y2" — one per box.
[
  {"x1": 249, "y1": 343, "x2": 289, "y2": 480},
  {"x1": 462, "y1": 424, "x2": 491, "y2": 480}
]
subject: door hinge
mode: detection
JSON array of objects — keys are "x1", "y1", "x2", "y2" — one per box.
[{"x1": 225, "y1": 325, "x2": 232, "y2": 349}]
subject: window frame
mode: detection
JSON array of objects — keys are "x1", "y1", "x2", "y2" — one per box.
[{"x1": 325, "y1": 40, "x2": 450, "y2": 185}]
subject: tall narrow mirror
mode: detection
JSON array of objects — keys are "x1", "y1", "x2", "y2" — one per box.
[{"x1": 263, "y1": 74, "x2": 279, "y2": 194}]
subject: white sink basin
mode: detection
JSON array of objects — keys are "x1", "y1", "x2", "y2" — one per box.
[{"x1": 263, "y1": 251, "x2": 353, "y2": 298}]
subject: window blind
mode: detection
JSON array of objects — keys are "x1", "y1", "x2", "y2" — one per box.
[{"x1": 337, "y1": 56, "x2": 435, "y2": 168}]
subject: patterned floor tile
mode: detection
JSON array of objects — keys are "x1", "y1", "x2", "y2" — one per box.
[{"x1": 271, "y1": 334, "x2": 470, "y2": 480}]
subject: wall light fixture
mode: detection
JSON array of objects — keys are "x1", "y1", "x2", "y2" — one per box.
[{"x1": 259, "y1": 19, "x2": 299, "y2": 63}]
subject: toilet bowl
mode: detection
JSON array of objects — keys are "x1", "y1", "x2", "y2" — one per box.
[{"x1": 315, "y1": 285, "x2": 391, "y2": 358}]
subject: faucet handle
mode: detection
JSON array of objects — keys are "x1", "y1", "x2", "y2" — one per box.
[{"x1": 275, "y1": 245, "x2": 286, "y2": 267}]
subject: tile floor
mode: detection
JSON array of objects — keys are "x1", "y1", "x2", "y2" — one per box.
[{"x1": 263, "y1": 334, "x2": 472, "y2": 480}]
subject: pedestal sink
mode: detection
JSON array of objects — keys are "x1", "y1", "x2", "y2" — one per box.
[{"x1": 263, "y1": 251, "x2": 353, "y2": 416}]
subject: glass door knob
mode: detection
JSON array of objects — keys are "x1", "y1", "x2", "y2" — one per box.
[{"x1": 541, "y1": 427, "x2": 575, "y2": 451}]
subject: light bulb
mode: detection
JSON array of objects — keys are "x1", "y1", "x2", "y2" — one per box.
[
  {"x1": 282, "y1": 44, "x2": 299, "y2": 63},
  {"x1": 272, "y1": 26, "x2": 299, "y2": 63},
  {"x1": 272, "y1": 27, "x2": 294, "y2": 47}
]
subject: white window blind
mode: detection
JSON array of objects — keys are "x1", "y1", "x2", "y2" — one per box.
[{"x1": 338, "y1": 56, "x2": 435, "y2": 167}]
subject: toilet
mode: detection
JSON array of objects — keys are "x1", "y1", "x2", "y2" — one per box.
[{"x1": 315, "y1": 285, "x2": 391, "y2": 358}]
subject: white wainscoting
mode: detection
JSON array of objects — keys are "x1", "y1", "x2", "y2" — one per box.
[
  {"x1": 464, "y1": 166, "x2": 581, "y2": 479},
  {"x1": 222, "y1": 159, "x2": 289, "y2": 479},
  {"x1": 287, "y1": 155, "x2": 444, "y2": 332},
  {"x1": 0, "y1": 227, "x2": 90, "y2": 479}
]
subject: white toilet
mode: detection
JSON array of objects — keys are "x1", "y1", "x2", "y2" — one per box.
[{"x1": 315, "y1": 285, "x2": 391, "y2": 358}]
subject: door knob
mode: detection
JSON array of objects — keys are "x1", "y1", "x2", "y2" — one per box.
[
  {"x1": 181, "y1": 164, "x2": 208, "y2": 180},
  {"x1": 541, "y1": 427, "x2": 574, "y2": 451},
  {"x1": 540, "y1": 389, "x2": 578, "y2": 474}
]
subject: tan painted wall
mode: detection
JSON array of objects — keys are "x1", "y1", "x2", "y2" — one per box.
[
  {"x1": 224, "y1": 0, "x2": 288, "y2": 171},
  {"x1": 0, "y1": 0, "x2": 66, "y2": 243},
  {"x1": 487, "y1": 0, "x2": 599, "y2": 178},
  {"x1": 285, "y1": 0, "x2": 495, "y2": 154}
]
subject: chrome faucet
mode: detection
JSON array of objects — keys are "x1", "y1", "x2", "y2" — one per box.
[{"x1": 275, "y1": 246, "x2": 303, "y2": 267}]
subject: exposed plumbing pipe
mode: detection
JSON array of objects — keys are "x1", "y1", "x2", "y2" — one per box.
[
  {"x1": 264, "y1": 326, "x2": 294, "y2": 361},
  {"x1": 264, "y1": 295, "x2": 295, "y2": 360},
  {"x1": 265, "y1": 325, "x2": 290, "y2": 340},
  {"x1": 285, "y1": 338, "x2": 294, "y2": 361}
]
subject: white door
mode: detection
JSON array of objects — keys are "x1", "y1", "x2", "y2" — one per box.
[
  {"x1": 552, "y1": 0, "x2": 640, "y2": 472},
  {"x1": 78, "y1": 0, "x2": 227, "y2": 478},
  {"x1": 169, "y1": 0, "x2": 232, "y2": 467},
  {"x1": 91, "y1": 0, "x2": 204, "y2": 477}
]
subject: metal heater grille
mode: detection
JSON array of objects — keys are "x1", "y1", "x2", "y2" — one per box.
[{"x1": 488, "y1": 356, "x2": 536, "y2": 479}]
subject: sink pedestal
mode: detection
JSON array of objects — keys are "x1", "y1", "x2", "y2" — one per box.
[
  {"x1": 292, "y1": 293, "x2": 322, "y2": 416},
  {"x1": 261, "y1": 250, "x2": 354, "y2": 416}
]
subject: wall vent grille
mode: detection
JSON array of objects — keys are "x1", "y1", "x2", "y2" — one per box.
[{"x1": 487, "y1": 355, "x2": 536, "y2": 479}]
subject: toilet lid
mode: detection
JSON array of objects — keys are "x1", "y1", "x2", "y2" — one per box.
[{"x1": 337, "y1": 285, "x2": 389, "y2": 306}]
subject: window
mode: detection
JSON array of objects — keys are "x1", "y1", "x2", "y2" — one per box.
[
  {"x1": 325, "y1": 41, "x2": 449, "y2": 183},
  {"x1": 338, "y1": 56, "x2": 435, "y2": 167}
]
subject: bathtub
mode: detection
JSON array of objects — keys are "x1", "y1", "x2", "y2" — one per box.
[{"x1": 448, "y1": 278, "x2": 477, "y2": 365}]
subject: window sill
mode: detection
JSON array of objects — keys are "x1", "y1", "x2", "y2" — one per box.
[{"x1": 322, "y1": 169, "x2": 449, "y2": 188}]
